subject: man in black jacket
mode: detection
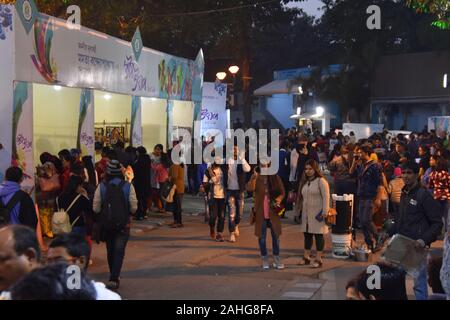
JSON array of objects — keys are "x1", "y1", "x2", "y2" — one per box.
[
  {"x1": 390, "y1": 161, "x2": 443, "y2": 300},
  {"x1": 0, "y1": 167, "x2": 37, "y2": 229},
  {"x1": 131, "y1": 147, "x2": 151, "y2": 221}
]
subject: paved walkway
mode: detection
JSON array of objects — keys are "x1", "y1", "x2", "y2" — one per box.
[{"x1": 85, "y1": 194, "x2": 443, "y2": 300}]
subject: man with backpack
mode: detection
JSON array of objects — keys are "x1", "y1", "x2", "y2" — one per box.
[
  {"x1": 93, "y1": 160, "x2": 137, "y2": 290},
  {"x1": 0, "y1": 167, "x2": 37, "y2": 229}
]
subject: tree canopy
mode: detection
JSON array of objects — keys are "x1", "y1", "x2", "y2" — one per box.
[{"x1": 2, "y1": 0, "x2": 449, "y2": 124}]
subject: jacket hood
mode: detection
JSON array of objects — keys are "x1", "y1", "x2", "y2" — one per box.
[{"x1": 0, "y1": 181, "x2": 21, "y2": 197}]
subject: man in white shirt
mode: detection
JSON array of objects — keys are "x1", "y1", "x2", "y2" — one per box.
[
  {"x1": 225, "y1": 146, "x2": 251, "y2": 243},
  {"x1": 47, "y1": 233, "x2": 121, "y2": 300},
  {"x1": 289, "y1": 145, "x2": 300, "y2": 185}
]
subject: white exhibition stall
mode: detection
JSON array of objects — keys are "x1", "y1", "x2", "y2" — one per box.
[
  {"x1": 0, "y1": 2, "x2": 204, "y2": 188},
  {"x1": 342, "y1": 123, "x2": 385, "y2": 140}
]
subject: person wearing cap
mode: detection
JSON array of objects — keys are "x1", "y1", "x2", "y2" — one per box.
[
  {"x1": 387, "y1": 167, "x2": 405, "y2": 223},
  {"x1": 92, "y1": 159, "x2": 137, "y2": 290},
  {"x1": 388, "y1": 161, "x2": 442, "y2": 300}
]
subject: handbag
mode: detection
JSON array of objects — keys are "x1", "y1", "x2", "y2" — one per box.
[
  {"x1": 325, "y1": 207, "x2": 337, "y2": 226},
  {"x1": 161, "y1": 181, "x2": 176, "y2": 203},
  {"x1": 316, "y1": 178, "x2": 336, "y2": 226},
  {"x1": 287, "y1": 190, "x2": 297, "y2": 204},
  {"x1": 52, "y1": 194, "x2": 82, "y2": 236},
  {"x1": 165, "y1": 185, "x2": 177, "y2": 203},
  {"x1": 271, "y1": 201, "x2": 285, "y2": 217},
  {"x1": 249, "y1": 207, "x2": 256, "y2": 225}
]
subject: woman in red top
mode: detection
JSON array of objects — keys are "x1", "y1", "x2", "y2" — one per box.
[
  {"x1": 58, "y1": 149, "x2": 73, "y2": 190},
  {"x1": 428, "y1": 156, "x2": 450, "y2": 224}
]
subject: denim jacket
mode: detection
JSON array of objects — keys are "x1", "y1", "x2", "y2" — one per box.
[{"x1": 351, "y1": 160, "x2": 382, "y2": 199}]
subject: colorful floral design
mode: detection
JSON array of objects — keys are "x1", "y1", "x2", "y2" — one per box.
[
  {"x1": 0, "y1": 5, "x2": 13, "y2": 41},
  {"x1": 130, "y1": 96, "x2": 141, "y2": 146},
  {"x1": 77, "y1": 89, "x2": 91, "y2": 154},
  {"x1": 158, "y1": 58, "x2": 194, "y2": 100},
  {"x1": 11, "y1": 82, "x2": 32, "y2": 181},
  {"x1": 30, "y1": 16, "x2": 58, "y2": 83}
]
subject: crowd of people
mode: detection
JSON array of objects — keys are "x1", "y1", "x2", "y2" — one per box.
[
  {"x1": 0, "y1": 123, "x2": 449, "y2": 300},
  {"x1": 271, "y1": 126, "x2": 449, "y2": 300}
]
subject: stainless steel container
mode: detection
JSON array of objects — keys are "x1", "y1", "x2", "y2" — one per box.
[{"x1": 353, "y1": 248, "x2": 371, "y2": 262}]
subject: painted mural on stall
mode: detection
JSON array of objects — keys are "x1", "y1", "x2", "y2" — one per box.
[
  {"x1": 77, "y1": 89, "x2": 94, "y2": 158},
  {"x1": 429, "y1": 116, "x2": 450, "y2": 137},
  {"x1": 0, "y1": 5, "x2": 13, "y2": 40},
  {"x1": 14, "y1": 8, "x2": 201, "y2": 101},
  {"x1": 130, "y1": 96, "x2": 142, "y2": 146},
  {"x1": 158, "y1": 58, "x2": 195, "y2": 101},
  {"x1": 12, "y1": 82, "x2": 34, "y2": 191},
  {"x1": 30, "y1": 15, "x2": 58, "y2": 83}
]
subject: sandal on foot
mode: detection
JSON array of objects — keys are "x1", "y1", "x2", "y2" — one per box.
[
  {"x1": 298, "y1": 256, "x2": 311, "y2": 265},
  {"x1": 311, "y1": 259, "x2": 323, "y2": 268}
]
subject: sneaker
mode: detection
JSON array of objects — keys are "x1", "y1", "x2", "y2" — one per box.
[
  {"x1": 234, "y1": 225, "x2": 240, "y2": 237},
  {"x1": 229, "y1": 232, "x2": 236, "y2": 243},
  {"x1": 262, "y1": 256, "x2": 270, "y2": 270},
  {"x1": 273, "y1": 255, "x2": 285, "y2": 270},
  {"x1": 106, "y1": 280, "x2": 120, "y2": 290},
  {"x1": 215, "y1": 233, "x2": 224, "y2": 242},
  {"x1": 210, "y1": 227, "x2": 216, "y2": 240}
]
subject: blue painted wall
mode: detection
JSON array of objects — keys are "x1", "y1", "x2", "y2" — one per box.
[
  {"x1": 372, "y1": 104, "x2": 445, "y2": 131},
  {"x1": 267, "y1": 94, "x2": 295, "y2": 129},
  {"x1": 262, "y1": 66, "x2": 344, "y2": 130}
]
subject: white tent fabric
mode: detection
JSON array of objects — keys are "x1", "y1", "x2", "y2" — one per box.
[{"x1": 254, "y1": 79, "x2": 300, "y2": 96}]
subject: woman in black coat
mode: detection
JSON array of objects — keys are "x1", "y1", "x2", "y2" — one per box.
[{"x1": 132, "y1": 147, "x2": 151, "y2": 220}]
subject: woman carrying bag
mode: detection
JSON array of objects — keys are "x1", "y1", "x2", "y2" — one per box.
[
  {"x1": 55, "y1": 175, "x2": 92, "y2": 237},
  {"x1": 246, "y1": 161, "x2": 285, "y2": 270},
  {"x1": 36, "y1": 161, "x2": 61, "y2": 238},
  {"x1": 295, "y1": 159, "x2": 330, "y2": 268}
]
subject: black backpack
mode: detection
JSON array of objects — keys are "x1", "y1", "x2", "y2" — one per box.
[
  {"x1": 100, "y1": 181, "x2": 129, "y2": 232},
  {"x1": 0, "y1": 192, "x2": 24, "y2": 226}
]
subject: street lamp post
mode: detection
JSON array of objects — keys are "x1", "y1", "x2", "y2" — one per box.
[
  {"x1": 228, "y1": 66, "x2": 239, "y2": 108},
  {"x1": 216, "y1": 72, "x2": 227, "y2": 81}
]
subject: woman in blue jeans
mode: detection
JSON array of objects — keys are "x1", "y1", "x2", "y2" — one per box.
[
  {"x1": 441, "y1": 209, "x2": 450, "y2": 300},
  {"x1": 246, "y1": 162, "x2": 285, "y2": 270}
]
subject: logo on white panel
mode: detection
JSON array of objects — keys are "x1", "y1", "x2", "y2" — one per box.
[{"x1": 22, "y1": 1, "x2": 32, "y2": 22}]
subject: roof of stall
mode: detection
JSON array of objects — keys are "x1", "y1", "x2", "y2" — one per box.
[
  {"x1": 371, "y1": 50, "x2": 450, "y2": 104},
  {"x1": 9, "y1": 4, "x2": 204, "y2": 102}
]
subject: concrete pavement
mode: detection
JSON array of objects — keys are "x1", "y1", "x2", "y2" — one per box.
[{"x1": 87, "y1": 194, "x2": 442, "y2": 300}]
